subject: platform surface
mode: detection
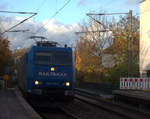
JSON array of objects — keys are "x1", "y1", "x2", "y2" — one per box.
[
  {"x1": 113, "y1": 90, "x2": 150, "y2": 101},
  {"x1": 0, "y1": 89, "x2": 41, "y2": 119}
]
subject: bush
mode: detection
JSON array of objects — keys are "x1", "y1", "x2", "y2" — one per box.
[{"x1": 107, "y1": 62, "x2": 139, "y2": 85}]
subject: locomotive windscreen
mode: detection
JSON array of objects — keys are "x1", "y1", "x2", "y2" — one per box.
[{"x1": 35, "y1": 51, "x2": 72, "y2": 66}]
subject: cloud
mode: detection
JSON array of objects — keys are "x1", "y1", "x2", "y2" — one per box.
[
  {"x1": 0, "y1": 2, "x2": 8, "y2": 10},
  {"x1": 77, "y1": 0, "x2": 89, "y2": 7},
  {"x1": 0, "y1": 16, "x2": 80, "y2": 50},
  {"x1": 125, "y1": 0, "x2": 140, "y2": 6}
]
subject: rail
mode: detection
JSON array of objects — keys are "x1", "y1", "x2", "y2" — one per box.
[{"x1": 75, "y1": 88, "x2": 150, "y2": 119}]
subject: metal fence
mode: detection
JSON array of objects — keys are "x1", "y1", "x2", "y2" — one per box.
[{"x1": 120, "y1": 77, "x2": 150, "y2": 90}]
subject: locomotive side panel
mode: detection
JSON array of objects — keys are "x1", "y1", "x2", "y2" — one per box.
[{"x1": 17, "y1": 54, "x2": 27, "y2": 92}]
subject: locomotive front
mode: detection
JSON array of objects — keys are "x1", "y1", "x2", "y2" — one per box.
[{"x1": 26, "y1": 42, "x2": 75, "y2": 99}]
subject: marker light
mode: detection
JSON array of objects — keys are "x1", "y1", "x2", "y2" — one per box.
[
  {"x1": 66, "y1": 82, "x2": 70, "y2": 86},
  {"x1": 51, "y1": 67, "x2": 55, "y2": 71},
  {"x1": 35, "y1": 80, "x2": 39, "y2": 85}
]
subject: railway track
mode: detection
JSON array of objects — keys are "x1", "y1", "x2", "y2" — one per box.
[
  {"x1": 75, "y1": 88, "x2": 150, "y2": 119},
  {"x1": 37, "y1": 107, "x2": 78, "y2": 119},
  {"x1": 26, "y1": 88, "x2": 150, "y2": 119},
  {"x1": 58, "y1": 106, "x2": 81, "y2": 119},
  {"x1": 27, "y1": 96, "x2": 79, "y2": 119}
]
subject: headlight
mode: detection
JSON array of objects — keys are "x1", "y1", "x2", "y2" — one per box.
[
  {"x1": 35, "y1": 80, "x2": 39, "y2": 85},
  {"x1": 51, "y1": 67, "x2": 55, "y2": 71},
  {"x1": 65, "y1": 82, "x2": 70, "y2": 86}
]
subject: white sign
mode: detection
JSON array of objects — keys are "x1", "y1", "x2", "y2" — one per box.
[{"x1": 38, "y1": 72, "x2": 67, "y2": 77}]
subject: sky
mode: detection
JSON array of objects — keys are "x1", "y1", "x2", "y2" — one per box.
[{"x1": 0, "y1": 0, "x2": 140, "y2": 50}]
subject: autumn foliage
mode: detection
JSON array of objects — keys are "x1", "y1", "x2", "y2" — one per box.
[
  {"x1": 0, "y1": 36, "x2": 12, "y2": 74},
  {"x1": 75, "y1": 14, "x2": 139, "y2": 85}
]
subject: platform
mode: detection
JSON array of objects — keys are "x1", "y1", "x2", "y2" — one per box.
[
  {"x1": 0, "y1": 89, "x2": 41, "y2": 119},
  {"x1": 112, "y1": 90, "x2": 150, "y2": 108}
]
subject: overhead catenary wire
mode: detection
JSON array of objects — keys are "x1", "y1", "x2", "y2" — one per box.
[
  {"x1": 0, "y1": 11, "x2": 37, "y2": 14},
  {"x1": 86, "y1": 14, "x2": 107, "y2": 30},
  {"x1": 7, "y1": 29, "x2": 30, "y2": 32},
  {"x1": 34, "y1": 0, "x2": 72, "y2": 35},
  {"x1": 86, "y1": 12, "x2": 128, "y2": 16},
  {"x1": 0, "y1": 0, "x2": 47, "y2": 34},
  {"x1": 0, "y1": 12, "x2": 37, "y2": 35},
  {"x1": 86, "y1": 11, "x2": 129, "y2": 31}
]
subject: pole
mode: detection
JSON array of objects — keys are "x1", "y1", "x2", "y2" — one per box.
[{"x1": 128, "y1": 10, "x2": 132, "y2": 77}]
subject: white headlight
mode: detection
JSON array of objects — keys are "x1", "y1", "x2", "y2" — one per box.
[
  {"x1": 51, "y1": 67, "x2": 55, "y2": 71},
  {"x1": 66, "y1": 82, "x2": 70, "y2": 86},
  {"x1": 35, "y1": 80, "x2": 39, "y2": 85}
]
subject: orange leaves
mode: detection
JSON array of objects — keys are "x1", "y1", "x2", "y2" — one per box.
[
  {"x1": 0, "y1": 36, "x2": 12, "y2": 74},
  {"x1": 76, "y1": 54, "x2": 81, "y2": 71},
  {"x1": 75, "y1": 37, "x2": 101, "y2": 73},
  {"x1": 15, "y1": 48, "x2": 27, "y2": 60},
  {"x1": 111, "y1": 15, "x2": 139, "y2": 64}
]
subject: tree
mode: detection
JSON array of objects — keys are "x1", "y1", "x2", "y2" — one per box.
[
  {"x1": 109, "y1": 15, "x2": 139, "y2": 65},
  {"x1": 15, "y1": 48, "x2": 28, "y2": 60},
  {"x1": 102, "y1": 14, "x2": 140, "y2": 84},
  {"x1": 75, "y1": 12, "x2": 139, "y2": 84},
  {"x1": 75, "y1": 15, "x2": 113, "y2": 82},
  {"x1": 75, "y1": 36, "x2": 101, "y2": 73},
  {"x1": 0, "y1": 35, "x2": 12, "y2": 74}
]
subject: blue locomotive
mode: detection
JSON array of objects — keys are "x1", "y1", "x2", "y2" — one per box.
[{"x1": 17, "y1": 41, "x2": 75, "y2": 99}]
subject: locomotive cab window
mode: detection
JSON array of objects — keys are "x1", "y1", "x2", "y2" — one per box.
[
  {"x1": 54, "y1": 52, "x2": 72, "y2": 66},
  {"x1": 35, "y1": 52, "x2": 53, "y2": 65},
  {"x1": 34, "y1": 51, "x2": 72, "y2": 66}
]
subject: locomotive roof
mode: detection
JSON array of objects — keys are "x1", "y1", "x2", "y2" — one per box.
[
  {"x1": 32, "y1": 45, "x2": 72, "y2": 51},
  {"x1": 36, "y1": 41, "x2": 58, "y2": 47}
]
